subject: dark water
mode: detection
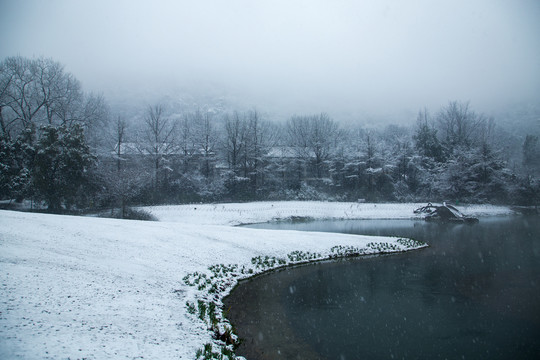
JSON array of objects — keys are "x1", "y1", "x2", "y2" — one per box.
[{"x1": 224, "y1": 216, "x2": 540, "y2": 360}]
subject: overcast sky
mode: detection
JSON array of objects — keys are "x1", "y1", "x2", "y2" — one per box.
[{"x1": 1, "y1": 0, "x2": 539, "y2": 121}]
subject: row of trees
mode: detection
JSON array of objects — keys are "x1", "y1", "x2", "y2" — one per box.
[
  {"x1": 1, "y1": 56, "x2": 539, "y2": 213},
  {"x1": 110, "y1": 101, "x2": 538, "y2": 207}
]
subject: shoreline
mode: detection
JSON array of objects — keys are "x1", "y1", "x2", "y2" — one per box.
[
  {"x1": 183, "y1": 239, "x2": 428, "y2": 359},
  {"x1": 225, "y1": 214, "x2": 540, "y2": 360},
  {"x1": 167, "y1": 202, "x2": 511, "y2": 359},
  {"x1": 223, "y1": 251, "x2": 426, "y2": 360},
  {"x1": 0, "y1": 202, "x2": 514, "y2": 359}
]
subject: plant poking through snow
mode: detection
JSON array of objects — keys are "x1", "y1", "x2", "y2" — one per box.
[
  {"x1": 186, "y1": 301, "x2": 196, "y2": 315},
  {"x1": 396, "y1": 237, "x2": 426, "y2": 249},
  {"x1": 366, "y1": 242, "x2": 400, "y2": 252},
  {"x1": 183, "y1": 272, "x2": 208, "y2": 287},
  {"x1": 197, "y1": 300, "x2": 207, "y2": 322},
  {"x1": 251, "y1": 255, "x2": 286, "y2": 269},
  {"x1": 287, "y1": 250, "x2": 322, "y2": 262},
  {"x1": 195, "y1": 342, "x2": 236, "y2": 360},
  {"x1": 190, "y1": 298, "x2": 240, "y2": 357},
  {"x1": 330, "y1": 245, "x2": 366, "y2": 257}
]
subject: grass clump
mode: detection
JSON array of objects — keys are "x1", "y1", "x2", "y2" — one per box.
[
  {"x1": 195, "y1": 343, "x2": 236, "y2": 360},
  {"x1": 251, "y1": 255, "x2": 286, "y2": 269},
  {"x1": 186, "y1": 301, "x2": 196, "y2": 315},
  {"x1": 197, "y1": 300, "x2": 207, "y2": 321},
  {"x1": 183, "y1": 272, "x2": 208, "y2": 287},
  {"x1": 208, "y1": 301, "x2": 217, "y2": 326},
  {"x1": 366, "y1": 242, "x2": 399, "y2": 252},
  {"x1": 330, "y1": 245, "x2": 365, "y2": 257},
  {"x1": 287, "y1": 250, "x2": 322, "y2": 262},
  {"x1": 396, "y1": 237, "x2": 426, "y2": 248}
]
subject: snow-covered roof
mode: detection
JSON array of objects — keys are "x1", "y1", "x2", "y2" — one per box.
[
  {"x1": 266, "y1": 146, "x2": 297, "y2": 158},
  {"x1": 112, "y1": 143, "x2": 212, "y2": 156}
]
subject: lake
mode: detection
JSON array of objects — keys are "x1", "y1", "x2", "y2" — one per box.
[{"x1": 224, "y1": 216, "x2": 540, "y2": 360}]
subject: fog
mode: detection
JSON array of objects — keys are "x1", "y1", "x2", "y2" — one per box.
[{"x1": 1, "y1": 0, "x2": 539, "y2": 122}]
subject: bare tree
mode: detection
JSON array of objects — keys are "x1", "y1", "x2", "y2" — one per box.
[
  {"x1": 178, "y1": 109, "x2": 220, "y2": 179},
  {"x1": 224, "y1": 111, "x2": 247, "y2": 174},
  {"x1": 0, "y1": 56, "x2": 108, "y2": 140},
  {"x1": 414, "y1": 108, "x2": 444, "y2": 161},
  {"x1": 239, "y1": 110, "x2": 278, "y2": 192},
  {"x1": 0, "y1": 60, "x2": 15, "y2": 137},
  {"x1": 286, "y1": 115, "x2": 312, "y2": 184},
  {"x1": 287, "y1": 113, "x2": 339, "y2": 179},
  {"x1": 35, "y1": 58, "x2": 82, "y2": 126},
  {"x1": 523, "y1": 135, "x2": 540, "y2": 175},
  {"x1": 114, "y1": 116, "x2": 127, "y2": 171},
  {"x1": 1, "y1": 57, "x2": 45, "y2": 132},
  {"x1": 178, "y1": 112, "x2": 197, "y2": 172},
  {"x1": 193, "y1": 109, "x2": 218, "y2": 179},
  {"x1": 437, "y1": 101, "x2": 486, "y2": 148},
  {"x1": 142, "y1": 104, "x2": 177, "y2": 195}
]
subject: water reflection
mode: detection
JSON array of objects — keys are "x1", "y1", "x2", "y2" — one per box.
[{"x1": 226, "y1": 216, "x2": 540, "y2": 359}]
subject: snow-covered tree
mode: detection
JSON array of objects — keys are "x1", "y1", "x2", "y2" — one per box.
[
  {"x1": 413, "y1": 109, "x2": 444, "y2": 162},
  {"x1": 33, "y1": 124, "x2": 96, "y2": 210},
  {"x1": 0, "y1": 130, "x2": 33, "y2": 201},
  {"x1": 0, "y1": 56, "x2": 107, "y2": 206},
  {"x1": 523, "y1": 135, "x2": 540, "y2": 175}
]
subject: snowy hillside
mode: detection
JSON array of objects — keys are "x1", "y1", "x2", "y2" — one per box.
[{"x1": 0, "y1": 202, "x2": 512, "y2": 359}]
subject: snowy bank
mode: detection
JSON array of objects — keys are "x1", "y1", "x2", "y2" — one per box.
[
  {"x1": 0, "y1": 202, "x2": 512, "y2": 359},
  {"x1": 145, "y1": 201, "x2": 513, "y2": 226}
]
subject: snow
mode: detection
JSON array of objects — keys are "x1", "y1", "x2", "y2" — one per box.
[
  {"x1": 0, "y1": 202, "x2": 513, "y2": 359},
  {"x1": 144, "y1": 201, "x2": 513, "y2": 226}
]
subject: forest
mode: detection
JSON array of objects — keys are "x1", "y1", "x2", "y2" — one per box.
[{"x1": 1, "y1": 56, "x2": 539, "y2": 215}]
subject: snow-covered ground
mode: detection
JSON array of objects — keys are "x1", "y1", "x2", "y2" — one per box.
[
  {"x1": 0, "y1": 202, "x2": 513, "y2": 359},
  {"x1": 144, "y1": 201, "x2": 512, "y2": 226}
]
